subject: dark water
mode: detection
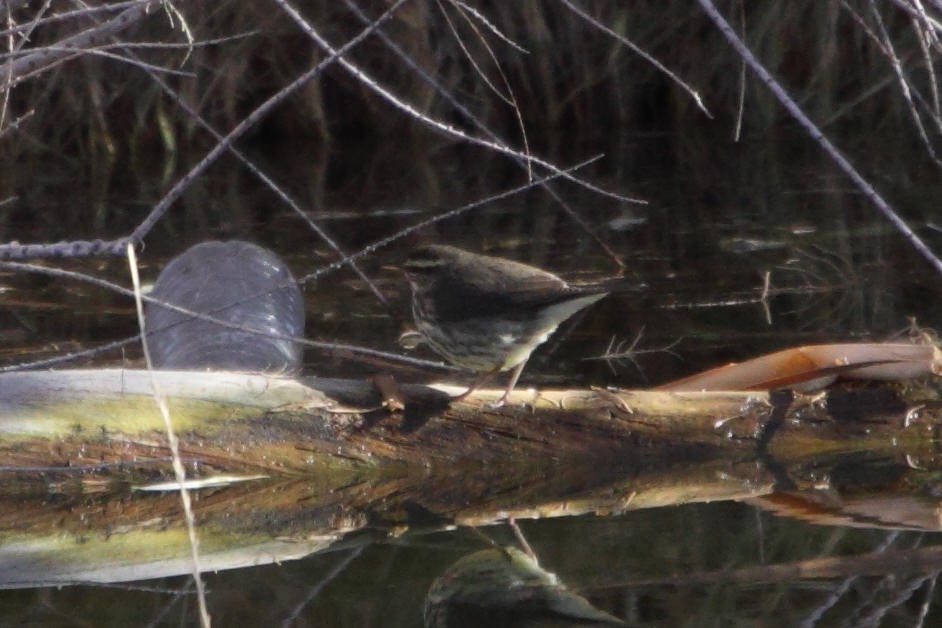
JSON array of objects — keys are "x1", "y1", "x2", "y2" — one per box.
[
  {"x1": 3, "y1": 78, "x2": 942, "y2": 628},
  {"x1": 2, "y1": 500, "x2": 937, "y2": 626}
]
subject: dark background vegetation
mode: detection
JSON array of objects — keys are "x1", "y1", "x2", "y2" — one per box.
[
  {"x1": 3, "y1": 1, "x2": 937, "y2": 240},
  {"x1": 2, "y1": 1, "x2": 942, "y2": 626},
  {"x1": 3, "y1": 0, "x2": 941, "y2": 382}
]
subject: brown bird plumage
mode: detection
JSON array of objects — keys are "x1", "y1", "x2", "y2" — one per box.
[{"x1": 402, "y1": 245, "x2": 608, "y2": 405}]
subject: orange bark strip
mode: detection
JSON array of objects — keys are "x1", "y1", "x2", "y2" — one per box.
[{"x1": 656, "y1": 343, "x2": 942, "y2": 392}]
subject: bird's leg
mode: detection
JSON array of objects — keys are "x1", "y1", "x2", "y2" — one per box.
[
  {"x1": 450, "y1": 360, "x2": 527, "y2": 407},
  {"x1": 450, "y1": 366, "x2": 501, "y2": 402},
  {"x1": 491, "y1": 360, "x2": 527, "y2": 408}
]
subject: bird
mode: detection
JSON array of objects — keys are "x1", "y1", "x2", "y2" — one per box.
[{"x1": 401, "y1": 244, "x2": 609, "y2": 406}]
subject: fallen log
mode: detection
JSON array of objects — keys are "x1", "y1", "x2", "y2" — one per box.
[
  {"x1": 0, "y1": 367, "x2": 940, "y2": 479},
  {"x1": 1, "y1": 360, "x2": 941, "y2": 588}
]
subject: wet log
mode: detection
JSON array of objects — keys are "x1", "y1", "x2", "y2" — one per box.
[
  {"x1": 0, "y1": 457, "x2": 776, "y2": 589},
  {"x1": 1, "y1": 368, "x2": 941, "y2": 588},
  {"x1": 0, "y1": 368, "x2": 940, "y2": 480}
]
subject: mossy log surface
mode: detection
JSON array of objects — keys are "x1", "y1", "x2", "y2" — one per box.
[
  {"x1": 1, "y1": 369, "x2": 940, "y2": 477},
  {"x1": 1, "y1": 369, "x2": 940, "y2": 588}
]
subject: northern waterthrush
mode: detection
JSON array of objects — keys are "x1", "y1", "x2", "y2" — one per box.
[{"x1": 401, "y1": 244, "x2": 609, "y2": 405}]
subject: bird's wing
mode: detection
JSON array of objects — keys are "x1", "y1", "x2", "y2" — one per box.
[{"x1": 431, "y1": 257, "x2": 595, "y2": 321}]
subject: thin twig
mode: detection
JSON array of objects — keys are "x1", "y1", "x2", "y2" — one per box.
[
  {"x1": 0, "y1": 258, "x2": 455, "y2": 373},
  {"x1": 120, "y1": 54, "x2": 388, "y2": 305},
  {"x1": 0, "y1": 0, "x2": 168, "y2": 88},
  {"x1": 865, "y1": 0, "x2": 942, "y2": 167},
  {"x1": 342, "y1": 0, "x2": 628, "y2": 267},
  {"x1": 698, "y1": 0, "x2": 942, "y2": 277},
  {"x1": 122, "y1": 0, "x2": 412, "y2": 249},
  {"x1": 296, "y1": 154, "x2": 605, "y2": 284},
  {"x1": 280, "y1": 545, "x2": 366, "y2": 627},
  {"x1": 559, "y1": 0, "x2": 712, "y2": 119},
  {"x1": 449, "y1": 0, "x2": 529, "y2": 53},
  {"x1": 0, "y1": 1, "x2": 151, "y2": 39},
  {"x1": 127, "y1": 243, "x2": 211, "y2": 628},
  {"x1": 442, "y1": 0, "x2": 533, "y2": 179},
  {"x1": 273, "y1": 0, "x2": 644, "y2": 205}
]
